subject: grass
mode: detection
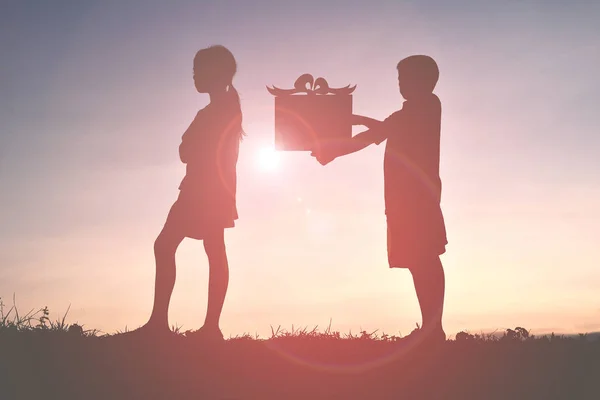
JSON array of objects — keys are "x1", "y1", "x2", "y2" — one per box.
[{"x1": 1, "y1": 298, "x2": 599, "y2": 400}]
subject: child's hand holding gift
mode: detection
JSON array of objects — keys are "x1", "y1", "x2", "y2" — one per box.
[{"x1": 311, "y1": 143, "x2": 339, "y2": 166}]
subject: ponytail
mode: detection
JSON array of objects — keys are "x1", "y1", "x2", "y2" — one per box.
[
  {"x1": 228, "y1": 84, "x2": 246, "y2": 139},
  {"x1": 196, "y1": 45, "x2": 244, "y2": 139}
]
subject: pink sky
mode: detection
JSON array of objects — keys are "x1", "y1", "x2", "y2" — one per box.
[{"x1": 1, "y1": 1, "x2": 599, "y2": 337}]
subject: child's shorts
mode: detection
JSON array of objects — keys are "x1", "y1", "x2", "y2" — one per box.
[{"x1": 386, "y1": 208, "x2": 447, "y2": 269}]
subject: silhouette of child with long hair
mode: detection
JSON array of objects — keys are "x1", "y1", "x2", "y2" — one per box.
[
  {"x1": 141, "y1": 45, "x2": 243, "y2": 341},
  {"x1": 313, "y1": 55, "x2": 447, "y2": 345}
]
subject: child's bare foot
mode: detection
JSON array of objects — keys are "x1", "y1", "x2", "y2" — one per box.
[
  {"x1": 400, "y1": 326, "x2": 446, "y2": 348},
  {"x1": 185, "y1": 325, "x2": 224, "y2": 343},
  {"x1": 118, "y1": 321, "x2": 173, "y2": 339}
]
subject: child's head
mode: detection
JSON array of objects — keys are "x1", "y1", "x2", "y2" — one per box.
[
  {"x1": 396, "y1": 55, "x2": 439, "y2": 100},
  {"x1": 193, "y1": 45, "x2": 237, "y2": 93}
]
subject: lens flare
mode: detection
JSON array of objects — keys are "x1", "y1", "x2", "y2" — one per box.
[{"x1": 258, "y1": 146, "x2": 281, "y2": 171}]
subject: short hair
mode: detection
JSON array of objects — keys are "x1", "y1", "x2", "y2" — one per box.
[{"x1": 397, "y1": 55, "x2": 439, "y2": 92}]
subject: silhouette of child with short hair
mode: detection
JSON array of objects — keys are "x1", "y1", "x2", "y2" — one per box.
[
  {"x1": 140, "y1": 45, "x2": 244, "y2": 341},
  {"x1": 313, "y1": 55, "x2": 447, "y2": 345}
]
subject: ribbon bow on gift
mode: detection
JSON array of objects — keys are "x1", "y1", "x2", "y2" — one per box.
[{"x1": 267, "y1": 74, "x2": 356, "y2": 96}]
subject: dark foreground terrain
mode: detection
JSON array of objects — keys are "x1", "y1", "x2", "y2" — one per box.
[{"x1": 1, "y1": 326, "x2": 599, "y2": 400}]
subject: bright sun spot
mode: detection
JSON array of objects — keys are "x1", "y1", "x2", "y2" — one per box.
[{"x1": 258, "y1": 147, "x2": 281, "y2": 171}]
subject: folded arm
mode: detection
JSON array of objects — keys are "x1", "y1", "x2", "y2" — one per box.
[
  {"x1": 179, "y1": 135, "x2": 198, "y2": 164},
  {"x1": 179, "y1": 112, "x2": 204, "y2": 164}
]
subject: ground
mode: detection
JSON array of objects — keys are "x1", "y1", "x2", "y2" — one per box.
[{"x1": 1, "y1": 327, "x2": 599, "y2": 400}]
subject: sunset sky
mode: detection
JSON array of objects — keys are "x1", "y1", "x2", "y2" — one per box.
[{"x1": 1, "y1": 0, "x2": 599, "y2": 337}]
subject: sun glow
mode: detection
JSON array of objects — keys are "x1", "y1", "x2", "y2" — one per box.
[{"x1": 257, "y1": 146, "x2": 281, "y2": 171}]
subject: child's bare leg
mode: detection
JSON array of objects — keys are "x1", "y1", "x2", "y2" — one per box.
[
  {"x1": 148, "y1": 227, "x2": 184, "y2": 329},
  {"x1": 410, "y1": 256, "x2": 445, "y2": 334},
  {"x1": 203, "y1": 230, "x2": 229, "y2": 330}
]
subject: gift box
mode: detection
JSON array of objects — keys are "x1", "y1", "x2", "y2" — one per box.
[{"x1": 267, "y1": 74, "x2": 356, "y2": 151}]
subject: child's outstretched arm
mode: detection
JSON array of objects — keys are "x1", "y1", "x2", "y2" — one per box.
[
  {"x1": 352, "y1": 114, "x2": 384, "y2": 130},
  {"x1": 311, "y1": 114, "x2": 389, "y2": 165}
]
